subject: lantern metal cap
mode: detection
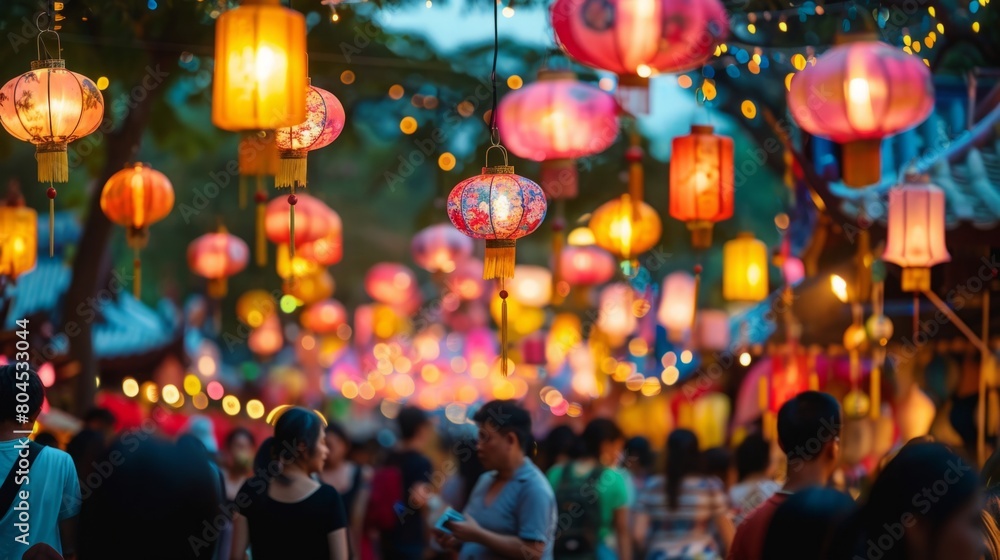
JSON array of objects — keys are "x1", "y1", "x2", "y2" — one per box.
[
  {"x1": 537, "y1": 68, "x2": 577, "y2": 82},
  {"x1": 902, "y1": 170, "x2": 931, "y2": 184},
  {"x1": 691, "y1": 124, "x2": 715, "y2": 135},
  {"x1": 30, "y1": 58, "x2": 65, "y2": 70},
  {"x1": 736, "y1": 231, "x2": 756, "y2": 240},
  {"x1": 483, "y1": 165, "x2": 515, "y2": 175},
  {"x1": 239, "y1": 0, "x2": 284, "y2": 6}
]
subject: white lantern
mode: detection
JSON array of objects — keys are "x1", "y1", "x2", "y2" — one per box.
[
  {"x1": 508, "y1": 265, "x2": 552, "y2": 308},
  {"x1": 658, "y1": 272, "x2": 697, "y2": 342},
  {"x1": 597, "y1": 283, "x2": 637, "y2": 347},
  {"x1": 882, "y1": 174, "x2": 950, "y2": 292}
]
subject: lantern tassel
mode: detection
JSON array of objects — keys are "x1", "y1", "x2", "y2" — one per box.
[
  {"x1": 133, "y1": 246, "x2": 142, "y2": 300},
  {"x1": 239, "y1": 175, "x2": 248, "y2": 210},
  {"x1": 483, "y1": 239, "x2": 516, "y2": 280},
  {"x1": 289, "y1": 185, "x2": 297, "y2": 259},
  {"x1": 500, "y1": 281, "x2": 509, "y2": 377},
  {"x1": 208, "y1": 277, "x2": 227, "y2": 300},
  {"x1": 37, "y1": 148, "x2": 68, "y2": 184},
  {"x1": 277, "y1": 153, "x2": 307, "y2": 188},
  {"x1": 870, "y1": 366, "x2": 881, "y2": 419},
  {"x1": 256, "y1": 176, "x2": 267, "y2": 267},
  {"x1": 48, "y1": 192, "x2": 54, "y2": 258},
  {"x1": 988, "y1": 388, "x2": 999, "y2": 438}
]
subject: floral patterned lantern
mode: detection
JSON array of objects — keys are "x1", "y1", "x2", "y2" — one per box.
[
  {"x1": 723, "y1": 232, "x2": 769, "y2": 302},
  {"x1": 497, "y1": 70, "x2": 619, "y2": 199},
  {"x1": 100, "y1": 163, "x2": 175, "y2": 298},
  {"x1": 187, "y1": 227, "x2": 249, "y2": 298},
  {"x1": 300, "y1": 299, "x2": 347, "y2": 334},
  {"x1": 787, "y1": 41, "x2": 934, "y2": 187},
  {"x1": 551, "y1": 0, "x2": 728, "y2": 112},
  {"x1": 589, "y1": 194, "x2": 662, "y2": 272},
  {"x1": 658, "y1": 271, "x2": 696, "y2": 342},
  {"x1": 669, "y1": 125, "x2": 734, "y2": 248},
  {"x1": 275, "y1": 83, "x2": 345, "y2": 188},
  {"x1": 881, "y1": 174, "x2": 950, "y2": 291},
  {"x1": 0, "y1": 183, "x2": 37, "y2": 282},
  {"x1": 411, "y1": 223, "x2": 474, "y2": 274},
  {"x1": 365, "y1": 262, "x2": 419, "y2": 307},
  {"x1": 508, "y1": 265, "x2": 553, "y2": 308},
  {"x1": 212, "y1": 0, "x2": 307, "y2": 131}
]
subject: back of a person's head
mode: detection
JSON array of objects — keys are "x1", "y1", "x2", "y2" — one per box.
[
  {"x1": 735, "y1": 432, "x2": 771, "y2": 480},
  {"x1": 580, "y1": 417, "x2": 622, "y2": 459},
  {"x1": 78, "y1": 435, "x2": 220, "y2": 560},
  {"x1": 272, "y1": 407, "x2": 324, "y2": 462},
  {"x1": 226, "y1": 426, "x2": 256, "y2": 449},
  {"x1": 0, "y1": 364, "x2": 44, "y2": 423},
  {"x1": 762, "y1": 487, "x2": 856, "y2": 560},
  {"x1": 254, "y1": 436, "x2": 276, "y2": 477},
  {"x1": 472, "y1": 400, "x2": 533, "y2": 455},
  {"x1": 665, "y1": 429, "x2": 701, "y2": 509},
  {"x1": 700, "y1": 446, "x2": 732, "y2": 481},
  {"x1": 397, "y1": 406, "x2": 429, "y2": 441},
  {"x1": 625, "y1": 436, "x2": 654, "y2": 470},
  {"x1": 777, "y1": 391, "x2": 842, "y2": 459},
  {"x1": 83, "y1": 407, "x2": 116, "y2": 429},
  {"x1": 544, "y1": 425, "x2": 578, "y2": 459}
]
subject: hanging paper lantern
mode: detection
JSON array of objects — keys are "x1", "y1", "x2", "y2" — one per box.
[
  {"x1": 274, "y1": 84, "x2": 345, "y2": 188},
  {"x1": 236, "y1": 290, "x2": 277, "y2": 328},
  {"x1": 446, "y1": 259, "x2": 487, "y2": 300},
  {"x1": 296, "y1": 207, "x2": 342, "y2": 267},
  {"x1": 787, "y1": 41, "x2": 934, "y2": 187},
  {"x1": 723, "y1": 233, "x2": 769, "y2": 302},
  {"x1": 881, "y1": 174, "x2": 950, "y2": 292},
  {"x1": 560, "y1": 245, "x2": 616, "y2": 287},
  {"x1": 669, "y1": 125, "x2": 734, "y2": 248},
  {"x1": 658, "y1": 271, "x2": 696, "y2": 342},
  {"x1": 365, "y1": 263, "x2": 419, "y2": 306},
  {"x1": 187, "y1": 228, "x2": 249, "y2": 299},
  {"x1": 300, "y1": 299, "x2": 347, "y2": 334},
  {"x1": 248, "y1": 312, "x2": 284, "y2": 357},
  {"x1": 589, "y1": 194, "x2": 662, "y2": 270},
  {"x1": 264, "y1": 189, "x2": 335, "y2": 245},
  {"x1": 551, "y1": 0, "x2": 728, "y2": 112},
  {"x1": 287, "y1": 269, "x2": 335, "y2": 305},
  {"x1": 693, "y1": 309, "x2": 730, "y2": 351},
  {"x1": 547, "y1": 313, "x2": 582, "y2": 370},
  {"x1": 275, "y1": 244, "x2": 320, "y2": 280},
  {"x1": 238, "y1": 131, "x2": 281, "y2": 264},
  {"x1": 508, "y1": 265, "x2": 553, "y2": 308},
  {"x1": 0, "y1": 185, "x2": 37, "y2": 282},
  {"x1": 497, "y1": 69, "x2": 619, "y2": 199},
  {"x1": 596, "y1": 283, "x2": 637, "y2": 347},
  {"x1": 411, "y1": 223, "x2": 474, "y2": 274},
  {"x1": 100, "y1": 163, "x2": 175, "y2": 298},
  {"x1": 212, "y1": 0, "x2": 307, "y2": 131}
]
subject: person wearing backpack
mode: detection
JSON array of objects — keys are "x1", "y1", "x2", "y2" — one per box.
[
  {"x1": 547, "y1": 419, "x2": 631, "y2": 560},
  {"x1": 367, "y1": 406, "x2": 434, "y2": 560},
  {"x1": 0, "y1": 364, "x2": 80, "y2": 560}
]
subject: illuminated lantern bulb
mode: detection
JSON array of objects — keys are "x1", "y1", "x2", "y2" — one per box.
[
  {"x1": 411, "y1": 223, "x2": 474, "y2": 273},
  {"x1": 365, "y1": 262, "x2": 419, "y2": 306},
  {"x1": 249, "y1": 313, "x2": 283, "y2": 357},
  {"x1": 568, "y1": 343, "x2": 599, "y2": 398},
  {"x1": 722, "y1": 232, "x2": 768, "y2": 302},
  {"x1": 237, "y1": 289, "x2": 278, "y2": 328},
  {"x1": 0, "y1": 185, "x2": 37, "y2": 282},
  {"x1": 657, "y1": 271, "x2": 697, "y2": 342},
  {"x1": 297, "y1": 209, "x2": 343, "y2": 266},
  {"x1": 560, "y1": 245, "x2": 616, "y2": 287},
  {"x1": 300, "y1": 299, "x2": 347, "y2": 334},
  {"x1": 596, "y1": 283, "x2": 637, "y2": 347},
  {"x1": 187, "y1": 228, "x2": 249, "y2": 299},
  {"x1": 508, "y1": 265, "x2": 552, "y2": 308},
  {"x1": 881, "y1": 174, "x2": 950, "y2": 292},
  {"x1": 669, "y1": 125, "x2": 734, "y2": 248}
]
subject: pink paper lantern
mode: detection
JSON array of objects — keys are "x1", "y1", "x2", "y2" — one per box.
[
  {"x1": 596, "y1": 283, "x2": 637, "y2": 347},
  {"x1": 265, "y1": 192, "x2": 337, "y2": 247},
  {"x1": 365, "y1": 262, "x2": 419, "y2": 306},
  {"x1": 882, "y1": 174, "x2": 950, "y2": 291},
  {"x1": 657, "y1": 272, "x2": 696, "y2": 341},
  {"x1": 560, "y1": 245, "x2": 616, "y2": 287},
  {"x1": 446, "y1": 259, "x2": 487, "y2": 301},
  {"x1": 411, "y1": 223, "x2": 474, "y2": 274},
  {"x1": 275, "y1": 84, "x2": 346, "y2": 187},
  {"x1": 693, "y1": 309, "x2": 730, "y2": 351},
  {"x1": 187, "y1": 229, "x2": 249, "y2": 298},
  {"x1": 300, "y1": 299, "x2": 348, "y2": 334}
]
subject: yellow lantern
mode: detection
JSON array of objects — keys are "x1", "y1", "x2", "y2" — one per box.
[
  {"x1": 547, "y1": 313, "x2": 582, "y2": 369},
  {"x1": 276, "y1": 243, "x2": 320, "y2": 280},
  {"x1": 490, "y1": 292, "x2": 545, "y2": 337},
  {"x1": 212, "y1": 0, "x2": 307, "y2": 131},
  {"x1": 0, "y1": 187, "x2": 37, "y2": 282},
  {"x1": 723, "y1": 232, "x2": 769, "y2": 302},
  {"x1": 508, "y1": 265, "x2": 552, "y2": 308},
  {"x1": 589, "y1": 194, "x2": 662, "y2": 271},
  {"x1": 236, "y1": 289, "x2": 277, "y2": 328},
  {"x1": 286, "y1": 269, "x2": 335, "y2": 305}
]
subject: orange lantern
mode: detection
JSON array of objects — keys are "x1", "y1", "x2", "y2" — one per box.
[
  {"x1": 365, "y1": 263, "x2": 419, "y2": 307},
  {"x1": 100, "y1": 163, "x2": 175, "y2": 298},
  {"x1": 286, "y1": 269, "x2": 335, "y2": 305},
  {"x1": 723, "y1": 233, "x2": 769, "y2": 302},
  {"x1": 882, "y1": 173, "x2": 950, "y2": 291},
  {"x1": 669, "y1": 125, "x2": 734, "y2": 248},
  {"x1": 236, "y1": 289, "x2": 277, "y2": 328},
  {"x1": 0, "y1": 184, "x2": 37, "y2": 282},
  {"x1": 187, "y1": 228, "x2": 249, "y2": 298},
  {"x1": 787, "y1": 41, "x2": 934, "y2": 187},
  {"x1": 300, "y1": 299, "x2": 347, "y2": 334},
  {"x1": 275, "y1": 243, "x2": 320, "y2": 280},
  {"x1": 589, "y1": 194, "x2": 662, "y2": 272},
  {"x1": 248, "y1": 312, "x2": 284, "y2": 357},
  {"x1": 212, "y1": 0, "x2": 307, "y2": 131},
  {"x1": 265, "y1": 192, "x2": 335, "y2": 265},
  {"x1": 298, "y1": 209, "x2": 343, "y2": 267}
]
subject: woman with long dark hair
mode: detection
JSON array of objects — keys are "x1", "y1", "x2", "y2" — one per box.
[
  {"x1": 230, "y1": 408, "x2": 349, "y2": 560},
  {"x1": 634, "y1": 429, "x2": 734, "y2": 560}
]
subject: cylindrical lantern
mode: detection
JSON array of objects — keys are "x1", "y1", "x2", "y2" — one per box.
[
  {"x1": 881, "y1": 174, "x2": 950, "y2": 292},
  {"x1": 723, "y1": 233, "x2": 769, "y2": 302},
  {"x1": 274, "y1": 84, "x2": 346, "y2": 188},
  {"x1": 0, "y1": 186, "x2": 37, "y2": 282},
  {"x1": 551, "y1": 0, "x2": 727, "y2": 113},
  {"x1": 497, "y1": 69, "x2": 619, "y2": 199},
  {"x1": 589, "y1": 194, "x2": 662, "y2": 269},
  {"x1": 287, "y1": 269, "x2": 335, "y2": 305},
  {"x1": 365, "y1": 263, "x2": 419, "y2": 306},
  {"x1": 237, "y1": 289, "x2": 277, "y2": 328},
  {"x1": 187, "y1": 228, "x2": 250, "y2": 299},
  {"x1": 100, "y1": 163, "x2": 175, "y2": 298},
  {"x1": 411, "y1": 223, "x2": 474, "y2": 274},
  {"x1": 508, "y1": 265, "x2": 553, "y2": 308},
  {"x1": 212, "y1": 0, "x2": 307, "y2": 131},
  {"x1": 300, "y1": 299, "x2": 347, "y2": 334},
  {"x1": 669, "y1": 125, "x2": 734, "y2": 248},
  {"x1": 596, "y1": 283, "x2": 637, "y2": 347},
  {"x1": 787, "y1": 41, "x2": 934, "y2": 187},
  {"x1": 560, "y1": 245, "x2": 616, "y2": 287},
  {"x1": 693, "y1": 309, "x2": 730, "y2": 351},
  {"x1": 658, "y1": 271, "x2": 696, "y2": 342}
]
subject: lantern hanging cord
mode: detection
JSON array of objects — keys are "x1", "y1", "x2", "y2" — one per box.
[{"x1": 488, "y1": 0, "x2": 500, "y2": 147}]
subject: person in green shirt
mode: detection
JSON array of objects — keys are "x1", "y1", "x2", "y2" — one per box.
[{"x1": 547, "y1": 419, "x2": 631, "y2": 560}]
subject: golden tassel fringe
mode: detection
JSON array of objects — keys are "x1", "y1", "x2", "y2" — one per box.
[
  {"x1": 277, "y1": 157, "x2": 307, "y2": 188},
  {"x1": 870, "y1": 367, "x2": 881, "y2": 419},
  {"x1": 208, "y1": 277, "x2": 227, "y2": 300},
  {"x1": 483, "y1": 240, "x2": 516, "y2": 280},
  {"x1": 37, "y1": 150, "x2": 68, "y2": 184}
]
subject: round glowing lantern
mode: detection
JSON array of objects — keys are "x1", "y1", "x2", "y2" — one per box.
[
  {"x1": 212, "y1": 0, "x2": 307, "y2": 131},
  {"x1": 411, "y1": 223, "x2": 474, "y2": 274},
  {"x1": 297, "y1": 210, "x2": 343, "y2": 267},
  {"x1": 723, "y1": 233, "x2": 769, "y2": 302},
  {"x1": 881, "y1": 174, "x2": 950, "y2": 292},
  {"x1": 446, "y1": 259, "x2": 486, "y2": 300},
  {"x1": 187, "y1": 228, "x2": 250, "y2": 298},
  {"x1": 274, "y1": 83, "x2": 345, "y2": 188},
  {"x1": 300, "y1": 299, "x2": 347, "y2": 334},
  {"x1": 249, "y1": 312, "x2": 284, "y2": 357},
  {"x1": 100, "y1": 163, "x2": 175, "y2": 298},
  {"x1": 0, "y1": 186, "x2": 37, "y2": 282},
  {"x1": 547, "y1": 313, "x2": 582, "y2": 369},
  {"x1": 551, "y1": 0, "x2": 728, "y2": 112},
  {"x1": 658, "y1": 271, "x2": 696, "y2": 341},
  {"x1": 560, "y1": 245, "x2": 616, "y2": 287},
  {"x1": 237, "y1": 289, "x2": 277, "y2": 328},
  {"x1": 508, "y1": 265, "x2": 552, "y2": 308},
  {"x1": 589, "y1": 194, "x2": 662, "y2": 270},
  {"x1": 497, "y1": 70, "x2": 619, "y2": 199},
  {"x1": 287, "y1": 269, "x2": 335, "y2": 305},
  {"x1": 596, "y1": 283, "x2": 637, "y2": 347},
  {"x1": 787, "y1": 41, "x2": 934, "y2": 187},
  {"x1": 365, "y1": 263, "x2": 419, "y2": 306},
  {"x1": 669, "y1": 125, "x2": 734, "y2": 248},
  {"x1": 265, "y1": 191, "x2": 335, "y2": 247},
  {"x1": 275, "y1": 244, "x2": 320, "y2": 280}
]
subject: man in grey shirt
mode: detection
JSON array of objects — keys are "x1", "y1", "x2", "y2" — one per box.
[{"x1": 436, "y1": 400, "x2": 557, "y2": 560}]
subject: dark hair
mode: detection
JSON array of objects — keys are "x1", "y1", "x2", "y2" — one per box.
[
  {"x1": 325, "y1": 421, "x2": 350, "y2": 445},
  {"x1": 700, "y1": 446, "x2": 732, "y2": 484},
  {"x1": 83, "y1": 407, "x2": 117, "y2": 427},
  {"x1": 665, "y1": 429, "x2": 700, "y2": 510},
  {"x1": 225, "y1": 427, "x2": 255, "y2": 449},
  {"x1": 984, "y1": 488, "x2": 1000, "y2": 560},
  {"x1": 397, "y1": 406, "x2": 430, "y2": 441},
  {"x1": 580, "y1": 418, "x2": 623, "y2": 459},
  {"x1": 543, "y1": 425, "x2": 579, "y2": 468},
  {"x1": 625, "y1": 436, "x2": 654, "y2": 470},
  {"x1": 777, "y1": 391, "x2": 842, "y2": 459},
  {"x1": 735, "y1": 433, "x2": 771, "y2": 481},
  {"x1": 984, "y1": 446, "x2": 1000, "y2": 490},
  {"x1": 271, "y1": 407, "x2": 324, "y2": 479},
  {"x1": 34, "y1": 432, "x2": 58, "y2": 448},
  {"x1": 473, "y1": 400, "x2": 533, "y2": 455},
  {"x1": 762, "y1": 487, "x2": 856, "y2": 560},
  {"x1": 0, "y1": 364, "x2": 44, "y2": 423},
  {"x1": 853, "y1": 443, "x2": 980, "y2": 560},
  {"x1": 456, "y1": 438, "x2": 486, "y2": 509},
  {"x1": 254, "y1": 436, "x2": 276, "y2": 479}
]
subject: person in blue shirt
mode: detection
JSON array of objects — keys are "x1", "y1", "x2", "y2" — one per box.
[{"x1": 436, "y1": 400, "x2": 557, "y2": 560}]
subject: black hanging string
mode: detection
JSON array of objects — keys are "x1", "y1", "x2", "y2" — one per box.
[{"x1": 488, "y1": 0, "x2": 499, "y2": 142}]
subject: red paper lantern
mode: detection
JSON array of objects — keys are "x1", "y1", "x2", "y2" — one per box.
[
  {"x1": 551, "y1": 0, "x2": 727, "y2": 112},
  {"x1": 265, "y1": 192, "x2": 335, "y2": 247},
  {"x1": 187, "y1": 228, "x2": 249, "y2": 298},
  {"x1": 669, "y1": 125, "x2": 734, "y2": 248},
  {"x1": 365, "y1": 262, "x2": 419, "y2": 306},
  {"x1": 298, "y1": 209, "x2": 343, "y2": 266},
  {"x1": 275, "y1": 84, "x2": 345, "y2": 188},
  {"x1": 787, "y1": 41, "x2": 933, "y2": 187},
  {"x1": 300, "y1": 299, "x2": 348, "y2": 334},
  {"x1": 497, "y1": 70, "x2": 619, "y2": 198},
  {"x1": 411, "y1": 223, "x2": 474, "y2": 274},
  {"x1": 560, "y1": 245, "x2": 616, "y2": 287}
]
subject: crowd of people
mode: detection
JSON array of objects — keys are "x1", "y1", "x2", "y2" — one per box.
[{"x1": 2, "y1": 363, "x2": 1000, "y2": 560}]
